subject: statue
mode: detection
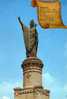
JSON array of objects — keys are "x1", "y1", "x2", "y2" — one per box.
[{"x1": 18, "y1": 17, "x2": 38, "y2": 58}]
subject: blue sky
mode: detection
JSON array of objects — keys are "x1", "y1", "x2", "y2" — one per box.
[{"x1": 0, "y1": 0, "x2": 67, "y2": 99}]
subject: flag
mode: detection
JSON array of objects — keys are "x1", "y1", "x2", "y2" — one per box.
[
  {"x1": 32, "y1": 0, "x2": 37, "y2": 7},
  {"x1": 32, "y1": 0, "x2": 67, "y2": 29}
]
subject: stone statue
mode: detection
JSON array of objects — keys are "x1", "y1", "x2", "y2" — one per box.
[{"x1": 18, "y1": 17, "x2": 38, "y2": 57}]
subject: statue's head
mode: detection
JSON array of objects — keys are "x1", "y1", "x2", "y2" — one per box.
[{"x1": 30, "y1": 20, "x2": 36, "y2": 28}]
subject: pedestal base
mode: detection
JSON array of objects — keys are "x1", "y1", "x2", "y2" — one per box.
[
  {"x1": 22, "y1": 58, "x2": 43, "y2": 88},
  {"x1": 14, "y1": 87, "x2": 50, "y2": 99}
]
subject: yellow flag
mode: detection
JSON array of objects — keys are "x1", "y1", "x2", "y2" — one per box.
[{"x1": 32, "y1": 0, "x2": 67, "y2": 29}]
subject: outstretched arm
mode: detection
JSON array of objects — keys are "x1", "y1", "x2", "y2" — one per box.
[{"x1": 18, "y1": 17, "x2": 24, "y2": 30}]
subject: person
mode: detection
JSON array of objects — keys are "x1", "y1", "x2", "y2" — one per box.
[{"x1": 18, "y1": 17, "x2": 38, "y2": 57}]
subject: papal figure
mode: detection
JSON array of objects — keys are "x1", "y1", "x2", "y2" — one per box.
[{"x1": 18, "y1": 17, "x2": 38, "y2": 58}]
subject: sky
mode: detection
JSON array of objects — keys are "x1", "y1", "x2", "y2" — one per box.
[{"x1": 0, "y1": 0, "x2": 67, "y2": 99}]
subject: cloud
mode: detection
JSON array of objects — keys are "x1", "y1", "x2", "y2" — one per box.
[
  {"x1": 59, "y1": 84, "x2": 67, "y2": 99},
  {"x1": 63, "y1": 84, "x2": 67, "y2": 93},
  {"x1": 42, "y1": 72, "x2": 65, "y2": 99},
  {"x1": 0, "y1": 81, "x2": 22, "y2": 99},
  {"x1": 2, "y1": 96, "x2": 9, "y2": 99}
]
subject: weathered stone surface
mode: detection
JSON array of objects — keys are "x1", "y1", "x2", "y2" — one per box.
[
  {"x1": 14, "y1": 58, "x2": 50, "y2": 99},
  {"x1": 21, "y1": 58, "x2": 43, "y2": 88},
  {"x1": 14, "y1": 87, "x2": 50, "y2": 99}
]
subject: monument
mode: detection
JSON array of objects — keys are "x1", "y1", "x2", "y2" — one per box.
[
  {"x1": 14, "y1": 17, "x2": 50, "y2": 99},
  {"x1": 13, "y1": 0, "x2": 67, "y2": 99}
]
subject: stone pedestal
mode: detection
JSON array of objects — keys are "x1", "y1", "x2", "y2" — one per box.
[
  {"x1": 14, "y1": 57, "x2": 50, "y2": 99},
  {"x1": 22, "y1": 58, "x2": 43, "y2": 88},
  {"x1": 14, "y1": 87, "x2": 49, "y2": 99}
]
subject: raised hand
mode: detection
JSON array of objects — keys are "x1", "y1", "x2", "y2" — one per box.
[{"x1": 18, "y1": 17, "x2": 24, "y2": 30}]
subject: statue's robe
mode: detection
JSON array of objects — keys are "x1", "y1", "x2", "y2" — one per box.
[
  {"x1": 22, "y1": 25, "x2": 38, "y2": 57},
  {"x1": 32, "y1": 0, "x2": 67, "y2": 28}
]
